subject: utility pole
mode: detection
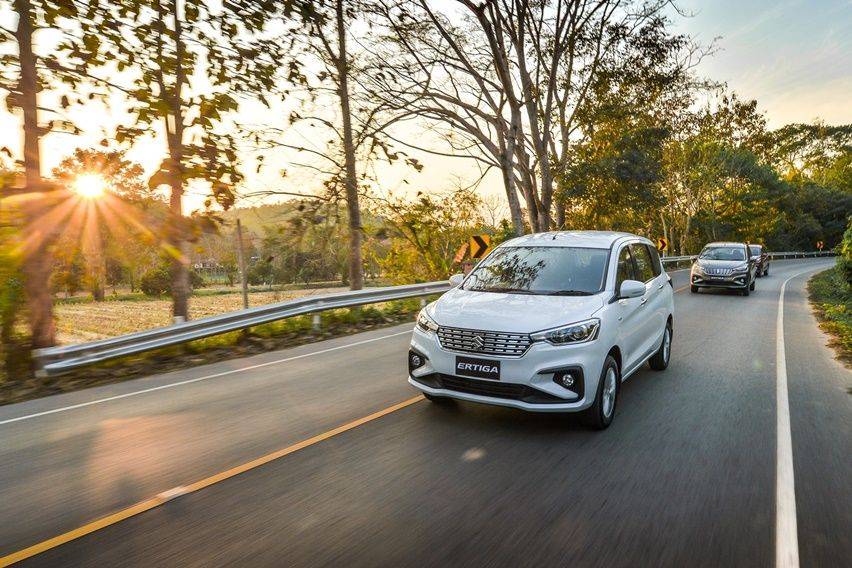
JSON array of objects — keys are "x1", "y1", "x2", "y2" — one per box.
[{"x1": 235, "y1": 217, "x2": 249, "y2": 309}]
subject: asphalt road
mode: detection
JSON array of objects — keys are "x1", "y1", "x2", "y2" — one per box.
[{"x1": 0, "y1": 259, "x2": 849, "y2": 567}]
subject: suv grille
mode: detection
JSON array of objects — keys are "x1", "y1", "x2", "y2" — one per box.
[
  {"x1": 437, "y1": 326, "x2": 532, "y2": 357},
  {"x1": 705, "y1": 267, "x2": 734, "y2": 276}
]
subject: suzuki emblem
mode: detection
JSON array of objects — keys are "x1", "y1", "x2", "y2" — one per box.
[{"x1": 471, "y1": 335, "x2": 485, "y2": 349}]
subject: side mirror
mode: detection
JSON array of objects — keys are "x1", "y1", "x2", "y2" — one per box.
[
  {"x1": 619, "y1": 280, "x2": 646, "y2": 299},
  {"x1": 449, "y1": 273, "x2": 464, "y2": 287}
]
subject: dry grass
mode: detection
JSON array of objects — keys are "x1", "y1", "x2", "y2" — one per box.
[{"x1": 55, "y1": 287, "x2": 345, "y2": 344}]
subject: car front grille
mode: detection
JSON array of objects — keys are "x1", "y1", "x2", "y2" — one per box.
[
  {"x1": 437, "y1": 326, "x2": 532, "y2": 357},
  {"x1": 705, "y1": 268, "x2": 734, "y2": 276}
]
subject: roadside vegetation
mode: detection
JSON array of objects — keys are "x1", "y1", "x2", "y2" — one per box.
[{"x1": 808, "y1": 221, "x2": 852, "y2": 368}]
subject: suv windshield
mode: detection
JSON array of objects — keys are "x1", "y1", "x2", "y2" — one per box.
[
  {"x1": 750, "y1": 246, "x2": 762, "y2": 256},
  {"x1": 462, "y1": 246, "x2": 608, "y2": 295},
  {"x1": 699, "y1": 246, "x2": 746, "y2": 261}
]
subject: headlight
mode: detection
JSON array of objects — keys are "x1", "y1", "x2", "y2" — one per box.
[
  {"x1": 531, "y1": 318, "x2": 600, "y2": 345},
  {"x1": 692, "y1": 263, "x2": 703, "y2": 274},
  {"x1": 416, "y1": 310, "x2": 438, "y2": 333},
  {"x1": 731, "y1": 264, "x2": 749, "y2": 273}
]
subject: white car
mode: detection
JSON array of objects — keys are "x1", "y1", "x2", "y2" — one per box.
[{"x1": 408, "y1": 231, "x2": 674, "y2": 429}]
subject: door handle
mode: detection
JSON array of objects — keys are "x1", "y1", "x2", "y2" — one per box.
[{"x1": 640, "y1": 297, "x2": 648, "y2": 306}]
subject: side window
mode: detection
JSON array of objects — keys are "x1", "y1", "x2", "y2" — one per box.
[
  {"x1": 616, "y1": 247, "x2": 635, "y2": 288},
  {"x1": 630, "y1": 244, "x2": 656, "y2": 283},
  {"x1": 647, "y1": 245, "x2": 663, "y2": 277}
]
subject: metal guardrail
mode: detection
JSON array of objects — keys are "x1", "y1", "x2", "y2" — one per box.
[
  {"x1": 34, "y1": 281, "x2": 451, "y2": 376},
  {"x1": 660, "y1": 251, "x2": 835, "y2": 266},
  {"x1": 33, "y1": 251, "x2": 836, "y2": 376}
]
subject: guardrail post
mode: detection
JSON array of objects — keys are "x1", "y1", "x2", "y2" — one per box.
[
  {"x1": 312, "y1": 314, "x2": 321, "y2": 332},
  {"x1": 419, "y1": 298, "x2": 427, "y2": 308}
]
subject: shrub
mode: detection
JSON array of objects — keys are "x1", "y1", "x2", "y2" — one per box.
[
  {"x1": 140, "y1": 264, "x2": 206, "y2": 296},
  {"x1": 838, "y1": 217, "x2": 852, "y2": 287},
  {"x1": 140, "y1": 265, "x2": 171, "y2": 296}
]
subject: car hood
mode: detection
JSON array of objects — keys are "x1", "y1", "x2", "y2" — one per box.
[
  {"x1": 430, "y1": 287, "x2": 606, "y2": 333},
  {"x1": 697, "y1": 259, "x2": 748, "y2": 269}
]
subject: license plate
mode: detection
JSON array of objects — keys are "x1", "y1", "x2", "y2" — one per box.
[{"x1": 455, "y1": 356, "x2": 501, "y2": 380}]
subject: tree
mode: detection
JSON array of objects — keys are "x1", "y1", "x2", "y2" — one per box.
[
  {"x1": 1, "y1": 0, "x2": 93, "y2": 347},
  {"x1": 254, "y1": 0, "x2": 423, "y2": 290},
  {"x1": 373, "y1": 0, "x2": 686, "y2": 233},
  {"x1": 51, "y1": 148, "x2": 153, "y2": 300},
  {"x1": 78, "y1": 0, "x2": 289, "y2": 319}
]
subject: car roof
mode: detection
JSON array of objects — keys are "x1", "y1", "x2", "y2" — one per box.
[{"x1": 498, "y1": 230, "x2": 645, "y2": 249}]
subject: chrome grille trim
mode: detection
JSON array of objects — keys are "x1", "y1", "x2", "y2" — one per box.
[
  {"x1": 705, "y1": 268, "x2": 734, "y2": 276},
  {"x1": 437, "y1": 326, "x2": 532, "y2": 357}
]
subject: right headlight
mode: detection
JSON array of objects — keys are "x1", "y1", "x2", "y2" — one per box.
[
  {"x1": 691, "y1": 263, "x2": 703, "y2": 274},
  {"x1": 416, "y1": 309, "x2": 438, "y2": 333},
  {"x1": 531, "y1": 318, "x2": 600, "y2": 345}
]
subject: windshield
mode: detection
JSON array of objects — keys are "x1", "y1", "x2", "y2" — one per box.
[
  {"x1": 699, "y1": 246, "x2": 746, "y2": 261},
  {"x1": 750, "y1": 246, "x2": 762, "y2": 256},
  {"x1": 462, "y1": 246, "x2": 608, "y2": 295}
]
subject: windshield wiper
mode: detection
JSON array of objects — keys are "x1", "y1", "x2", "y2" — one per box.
[
  {"x1": 467, "y1": 286, "x2": 535, "y2": 295},
  {"x1": 544, "y1": 290, "x2": 594, "y2": 296}
]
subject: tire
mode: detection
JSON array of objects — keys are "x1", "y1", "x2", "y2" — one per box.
[
  {"x1": 583, "y1": 355, "x2": 619, "y2": 430},
  {"x1": 764, "y1": 267, "x2": 769, "y2": 276},
  {"x1": 690, "y1": 285, "x2": 698, "y2": 293},
  {"x1": 649, "y1": 322, "x2": 672, "y2": 371},
  {"x1": 749, "y1": 279, "x2": 755, "y2": 291},
  {"x1": 741, "y1": 286, "x2": 750, "y2": 296}
]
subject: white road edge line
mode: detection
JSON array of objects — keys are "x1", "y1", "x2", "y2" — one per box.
[
  {"x1": 775, "y1": 266, "x2": 825, "y2": 568},
  {"x1": 0, "y1": 329, "x2": 413, "y2": 426}
]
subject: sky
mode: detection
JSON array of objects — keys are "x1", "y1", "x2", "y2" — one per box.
[{"x1": 1, "y1": 0, "x2": 850, "y2": 211}]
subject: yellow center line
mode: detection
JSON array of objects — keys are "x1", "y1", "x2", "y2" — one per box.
[{"x1": 0, "y1": 395, "x2": 424, "y2": 567}]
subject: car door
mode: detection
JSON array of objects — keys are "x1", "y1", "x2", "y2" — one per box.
[
  {"x1": 630, "y1": 243, "x2": 667, "y2": 359},
  {"x1": 612, "y1": 244, "x2": 645, "y2": 372}
]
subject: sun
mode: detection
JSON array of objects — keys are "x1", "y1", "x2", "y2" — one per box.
[{"x1": 72, "y1": 173, "x2": 107, "y2": 199}]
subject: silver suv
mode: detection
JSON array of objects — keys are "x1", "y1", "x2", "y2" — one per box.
[{"x1": 690, "y1": 242, "x2": 757, "y2": 296}]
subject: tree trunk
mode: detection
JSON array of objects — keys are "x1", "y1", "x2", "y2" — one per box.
[
  {"x1": 335, "y1": 0, "x2": 364, "y2": 290},
  {"x1": 497, "y1": 112, "x2": 524, "y2": 236},
  {"x1": 15, "y1": 0, "x2": 56, "y2": 348},
  {"x1": 166, "y1": 0, "x2": 189, "y2": 321}
]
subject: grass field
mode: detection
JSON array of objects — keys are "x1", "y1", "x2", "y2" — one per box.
[
  {"x1": 808, "y1": 267, "x2": 851, "y2": 368},
  {"x1": 55, "y1": 287, "x2": 345, "y2": 344}
]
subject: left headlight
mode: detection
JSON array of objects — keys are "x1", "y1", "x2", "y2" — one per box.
[
  {"x1": 531, "y1": 318, "x2": 600, "y2": 345},
  {"x1": 416, "y1": 309, "x2": 438, "y2": 333},
  {"x1": 731, "y1": 264, "x2": 749, "y2": 273}
]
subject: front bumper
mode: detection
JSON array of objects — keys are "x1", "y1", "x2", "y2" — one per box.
[
  {"x1": 409, "y1": 327, "x2": 602, "y2": 413},
  {"x1": 691, "y1": 272, "x2": 750, "y2": 288}
]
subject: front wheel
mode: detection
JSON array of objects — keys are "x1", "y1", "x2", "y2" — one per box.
[
  {"x1": 749, "y1": 279, "x2": 756, "y2": 291},
  {"x1": 649, "y1": 323, "x2": 672, "y2": 370},
  {"x1": 741, "y1": 286, "x2": 750, "y2": 296},
  {"x1": 690, "y1": 285, "x2": 698, "y2": 293},
  {"x1": 583, "y1": 355, "x2": 619, "y2": 430}
]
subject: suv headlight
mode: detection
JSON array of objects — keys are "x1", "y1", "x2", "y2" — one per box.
[
  {"x1": 531, "y1": 318, "x2": 600, "y2": 345},
  {"x1": 692, "y1": 263, "x2": 703, "y2": 274},
  {"x1": 416, "y1": 309, "x2": 438, "y2": 333},
  {"x1": 731, "y1": 264, "x2": 749, "y2": 273}
]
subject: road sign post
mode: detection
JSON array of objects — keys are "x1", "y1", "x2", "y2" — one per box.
[{"x1": 656, "y1": 237, "x2": 668, "y2": 255}]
